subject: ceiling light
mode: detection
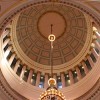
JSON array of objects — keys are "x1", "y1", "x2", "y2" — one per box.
[
  {"x1": 33, "y1": 74, "x2": 35, "y2": 76},
  {"x1": 82, "y1": 66, "x2": 84, "y2": 69},
  {"x1": 58, "y1": 77, "x2": 60, "y2": 79},
  {"x1": 66, "y1": 75, "x2": 69, "y2": 77},
  {"x1": 74, "y1": 71, "x2": 77, "y2": 74},
  {"x1": 41, "y1": 77, "x2": 43, "y2": 79}
]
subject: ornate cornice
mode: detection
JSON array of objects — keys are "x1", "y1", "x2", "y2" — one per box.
[
  {"x1": 0, "y1": 0, "x2": 100, "y2": 32},
  {"x1": 0, "y1": 0, "x2": 100, "y2": 100},
  {"x1": 75, "y1": 78, "x2": 100, "y2": 100},
  {"x1": 0, "y1": 69, "x2": 27, "y2": 100}
]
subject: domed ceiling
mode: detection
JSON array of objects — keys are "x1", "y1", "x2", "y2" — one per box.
[{"x1": 15, "y1": 3, "x2": 89, "y2": 67}]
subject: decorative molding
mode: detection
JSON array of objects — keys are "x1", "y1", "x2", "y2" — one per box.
[
  {"x1": 0, "y1": 69, "x2": 28, "y2": 100},
  {"x1": 75, "y1": 78, "x2": 100, "y2": 100},
  {"x1": 0, "y1": 68, "x2": 100, "y2": 100},
  {"x1": 10, "y1": 2, "x2": 93, "y2": 73},
  {"x1": 0, "y1": 54, "x2": 100, "y2": 99},
  {"x1": 0, "y1": 0, "x2": 100, "y2": 100},
  {"x1": 0, "y1": 0, "x2": 100, "y2": 32}
]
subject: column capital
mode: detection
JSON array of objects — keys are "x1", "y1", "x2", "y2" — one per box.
[
  {"x1": 37, "y1": 71, "x2": 41, "y2": 73},
  {"x1": 5, "y1": 27, "x2": 11, "y2": 31},
  {"x1": 60, "y1": 72, "x2": 65, "y2": 74},
  {"x1": 45, "y1": 73, "x2": 49, "y2": 75},
  {"x1": 23, "y1": 65, "x2": 26, "y2": 68},
  {"x1": 30, "y1": 68, "x2": 34, "y2": 72}
]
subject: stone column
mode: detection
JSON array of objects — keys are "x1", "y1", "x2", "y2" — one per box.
[
  {"x1": 53, "y1": 74, "x2": 57, "y2": 87},
  {"x1": 95, "y1": 31, "x2": 100, "y2": 40},
  {"x1": 4, "y1": 46, "x2": 12, "y2": 58},
  {"x1": 36, "y1": 71, "x2": 41, "y2": 87},
  {"x1": 94, "y1": 40, "x2": 100, "y2": 51},
  {"x1": 91, "y1": 48, "x2": 99, "y2": 60},
  {"x1": 14, "y1": 60, "x2": 20, "y2": 73},
  {"x1": 44, "y1": 73, "x2": 49, "y2": 88},
  {"x1": 87, "y1": 55, "x2": 94, "y2": 68},
  {"x1": 61, "y1": 72, "x2": 65, "y2": 88},
  {"x1": 8, "y1": 53, "x2": 16, "y2": 65},
  {"x1": 3, "y1": 38, "x2": 10, "y2": 49},
  {"x1": 82, "y1": 62, "x2": 89, "y2": 74},
  {"x1": 69, "y1": 70, "x2": 74, "y2": 85},
  {"x1": 76, "y1": 67, "x2": 82, "y2": 80},
  {"x1": 27, "y1": 69, "x2": 33, "y2": 84},
  {"x1": 20, "y1": 66, "x2": 26, "y2": 80}
]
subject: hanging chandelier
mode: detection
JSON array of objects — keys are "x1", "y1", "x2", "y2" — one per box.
[{"x1": 39, "y1": 24, "x2": 66, "y2": 100}]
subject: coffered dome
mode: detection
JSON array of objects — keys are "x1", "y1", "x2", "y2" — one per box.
[
  {"x1": 0, "y1": 0, "x2": 100, "y2": 100},
  {"x1": 11, "y1": 3, "x2": 92, "y2": 72}
]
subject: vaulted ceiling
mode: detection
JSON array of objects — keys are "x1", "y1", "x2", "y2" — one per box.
[{"x1": 16, "y1": 3, "x2": 87, "y2": 66}]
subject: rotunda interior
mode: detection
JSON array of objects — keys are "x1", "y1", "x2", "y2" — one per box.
[{"x1": 0, "y1": 0, "x2": 100, "y2": 100}]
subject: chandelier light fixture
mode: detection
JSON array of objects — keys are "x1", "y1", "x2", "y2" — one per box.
[{"x1": 39, "y1": 24, "x2": 66, "y2": 100}]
